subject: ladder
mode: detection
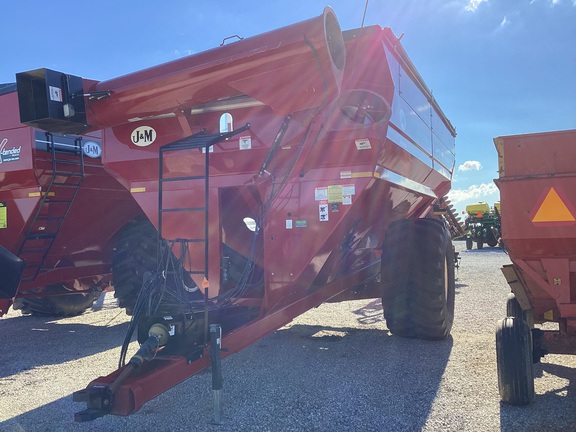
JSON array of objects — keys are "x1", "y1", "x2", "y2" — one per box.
[
  {"x1": 18, "y1": 133, "x2": 85, "y2": 281},
  {"x1": 158, "y1": 125, "x2": 250, "y2": 281}
]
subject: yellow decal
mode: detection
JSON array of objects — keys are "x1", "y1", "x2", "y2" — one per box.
[
  {"x1": 0, "y1": 202, "x2": 6, "y2": 228},
  {"x1": 28, "y1": 191, "x2": 55, "y2": 198},
  {"x1": 544, "y1": 310, "x2": 554, "y2": 321},
  {"x1": 130, "y1": 187, "x2": 146, "y2": 193},
  {"x1": 532, "y1": 187, "x2": 575, "y2": 223},
  {"x1": 327, "y1": 185, "x2": 343, "y2": 203},
  {"x1": 351, "y1": 171, "x2": 373, "y2": 178}
]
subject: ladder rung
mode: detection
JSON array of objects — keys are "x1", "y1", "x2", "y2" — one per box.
[
  {"x1": 54, "y1": 171, "x2": 83, "y2": 177},
  {"x1": 37, "y1": 215, "x2": 65, "y2": 220},
  {"x1": 54, "y1": 158, "x2": 83, "y2": 165},
  {"x1": 164, "y1": 238, "x2": 206, "y2": 243},
  {"x1": 52, "y1": 182, "x2": 82, "y2": 187},
  {"x1": 20, "y1": 247, "x2": 50, "y2": 254},
  {"x1": 25, "y1": 233, "x2": 57, "y2": 240},
  {"x1": 44, "y1": 199, "x2": 73, "y2": 204},
  {"x1": 160, "y1": 207, "x2": 206, "y2": 213}
]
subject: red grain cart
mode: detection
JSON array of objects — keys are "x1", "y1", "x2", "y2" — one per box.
[
  {"x1": 495, "y1": 129, "x2": 576, "y2": 405},
  {"x1": 15, "y1": 8, "x2": 456, "y2": 421},
  {"x1": 0, "y1": 85, "x2": 145, "y2": 316}
]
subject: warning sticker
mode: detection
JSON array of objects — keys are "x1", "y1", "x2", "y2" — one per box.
[
  {"x1": 239, "y1": 136, "x2": 252, "y2": 150},
  {"x1": 319, "y1": 202, "x2": 329, "y2": 222},
  {"x1": 0, "y1": 202, "x2": 6, "y2": 229},
  {"x1": 315, "y1": 187, "x2": 328, "y2": 201},
  {"x1": 531, "y1": 187, "x2": 576, "y2": 225},
  {"x1": 327, "y1": 185, "x2": 343, "y2": 203},
  {"x1": 342, "y1": 184, "x2": 356, "y2": 196},
  {"x1": 355, "y1": 138, "x2": 371, "y2": 150},
  {"x1": 49, "y1": 86, "x2": 63, "y2": 102}
]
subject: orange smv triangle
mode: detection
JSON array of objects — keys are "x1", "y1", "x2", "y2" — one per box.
[{"x1": 532, "y1": 187, "x2": 576, "y2": 223}]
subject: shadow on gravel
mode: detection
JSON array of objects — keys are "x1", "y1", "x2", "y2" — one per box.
[
  {"x1": 0, "y1": 313, "x2": 129, "y2": 379},
  {"x1": 352, "y1": 298, "x2": 384, "y2": 325},
  {"x1": 500, "y1": 362, "x2": 576, "y2": 431},
  {"x1": 269, "y1": 324, "x2": 453, "y2": 431},
  {"x1": 0, "y1": 396, "x2": 129, "y2": 432},
  {"x1": 1, "y1": 321, "x2": 454, "y2": 431},
  {"x1": 460, "y1": 248, "x2": 506, "y2": 254}
]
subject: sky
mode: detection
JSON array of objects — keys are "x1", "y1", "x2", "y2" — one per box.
[{"x1": 1, "y1": 0, "x2": 575, "y2": 217}]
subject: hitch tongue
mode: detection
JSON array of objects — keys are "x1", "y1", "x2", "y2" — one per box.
[
  {"x1": 73, "y1": 323, "x2": 170, "y2": 421},
  {"x1": 73, "y1": 385, "x2": 114, "y2": 422}
]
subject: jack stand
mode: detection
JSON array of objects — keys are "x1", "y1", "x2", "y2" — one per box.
[{"x1": 210, "y1": 324, "x2": 223, "y2": 424}]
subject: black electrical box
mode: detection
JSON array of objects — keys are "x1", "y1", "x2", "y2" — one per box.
[{"x1": 16, "y1": 68, "x2": 90, "y2": 134}]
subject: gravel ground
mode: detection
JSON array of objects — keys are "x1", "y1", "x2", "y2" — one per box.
[{"x1": 2, "y1": 241, "x2": 576, "y2": 431}]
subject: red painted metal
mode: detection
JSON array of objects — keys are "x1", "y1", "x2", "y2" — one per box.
[
  {"x1": 9, "y1": 8, "x2": 456, "y2": 416},
  {"x1": 0, "y1": 89, "x2": 145, "y2": 315},
  {"x1": 82, "y1": 17, "x2": 453, "y2": 414},
  {"x1": 85, "y1": 8, "x2": 345, "y2": 130},
  {"x1": 495, "y1": 129, "x2": 576, "y2": 331},
  {"x1": 89, "y1": 260, "x2": 379, "y2": 416}
]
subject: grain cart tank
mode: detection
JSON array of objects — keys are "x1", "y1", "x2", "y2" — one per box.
[
  {"x1": 0, "y1": 84, "x2": 145, "y2": 316},
  {"x1": 16, "y1": 8, "x2": 457, "y2": 421},
  {"x1": 494, "y1": 129, "x2": 576, "y2": 405}
]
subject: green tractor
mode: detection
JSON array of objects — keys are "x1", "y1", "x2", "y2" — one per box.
[{"x1": 464, "y1": 202, "x2": 501, "y2": 249}]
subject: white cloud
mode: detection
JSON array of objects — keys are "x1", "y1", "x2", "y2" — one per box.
[
  {"x1": 458, "y1": 160, "x2": 482, "y2": 171},
  {"x1": 447, "y1": 182, "x2": 499, "y2": 203},
  {"x1": 498, "y1": 16, "x2": 510, "y2": 30},
  {"x1": 465, "y1": 0, "x2": 488, "y2": 12}
]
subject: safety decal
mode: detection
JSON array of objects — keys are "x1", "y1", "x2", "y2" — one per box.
[
  {"x1": 340, "y1": 171, "x2": 352, "y2": 179},
  {"x1": 342, "y1": 185, "x2": 355, "y2": 205},
  {"x1": 327, "y1": 185, "x2": 343, "y2": 203},
  {"x1": 49, "y1": 86, "x2": 63, "y2": 102},
  {"x1": 239, "y1": 136, "x2": 252, "y2": 150},
  {"x1": 355, "y1": 138, "x2": 371, "y2": 150},
  {"x1": 28, "y1": 191, "x2": 54, "y2": 198},
  {"x1": 0, "y1": 138, "x2": 21, "y2": 164},
  {"x1": 319, "y1": 202, "x2": 329, "y2": 222},
  {"x1": 342, "y1": 184, "x2": 356, "y2": 196},
  {"x1": 286, "y1": 219, "x2": 293, "y2": 229},
  {"x1": 0, "y1": 202, "x2": 6, "y2": 228},
  {"x1": 531, "y1": 187, "x2": 576, "y2": 225},
  {"x1": 315, "y1": 187, "x2": 328, "y2": 201}
]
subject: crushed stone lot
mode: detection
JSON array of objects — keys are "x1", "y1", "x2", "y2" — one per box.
[{"x1": 2, "y1": 242, "x2": 576, "y2": 431}]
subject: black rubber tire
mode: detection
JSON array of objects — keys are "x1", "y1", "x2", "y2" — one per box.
[
  {"x1": 506, "y1": 293, "x2": 524, "y2": 319},
  {"x1": 13, "y1": 285, "x2": 101, "y2": 317},
  {"x1": 487, "y1": 230, "x2": 498, "y2": 247},
  {"x1": 466, "y1": 238, "x2": 473, "y2": 250},
  {"x1": 476, "y1": 239, "x2": 484, "y2": 249},
  {"x1": 112, "y1": 220, "x2": 159, "y2": 314},
  {"x1": 496, "y1": 317, "x2": 535, "y2": 405},
  {"x1": 381, "y1": 218, "x2": 455, "y2": 340}
]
